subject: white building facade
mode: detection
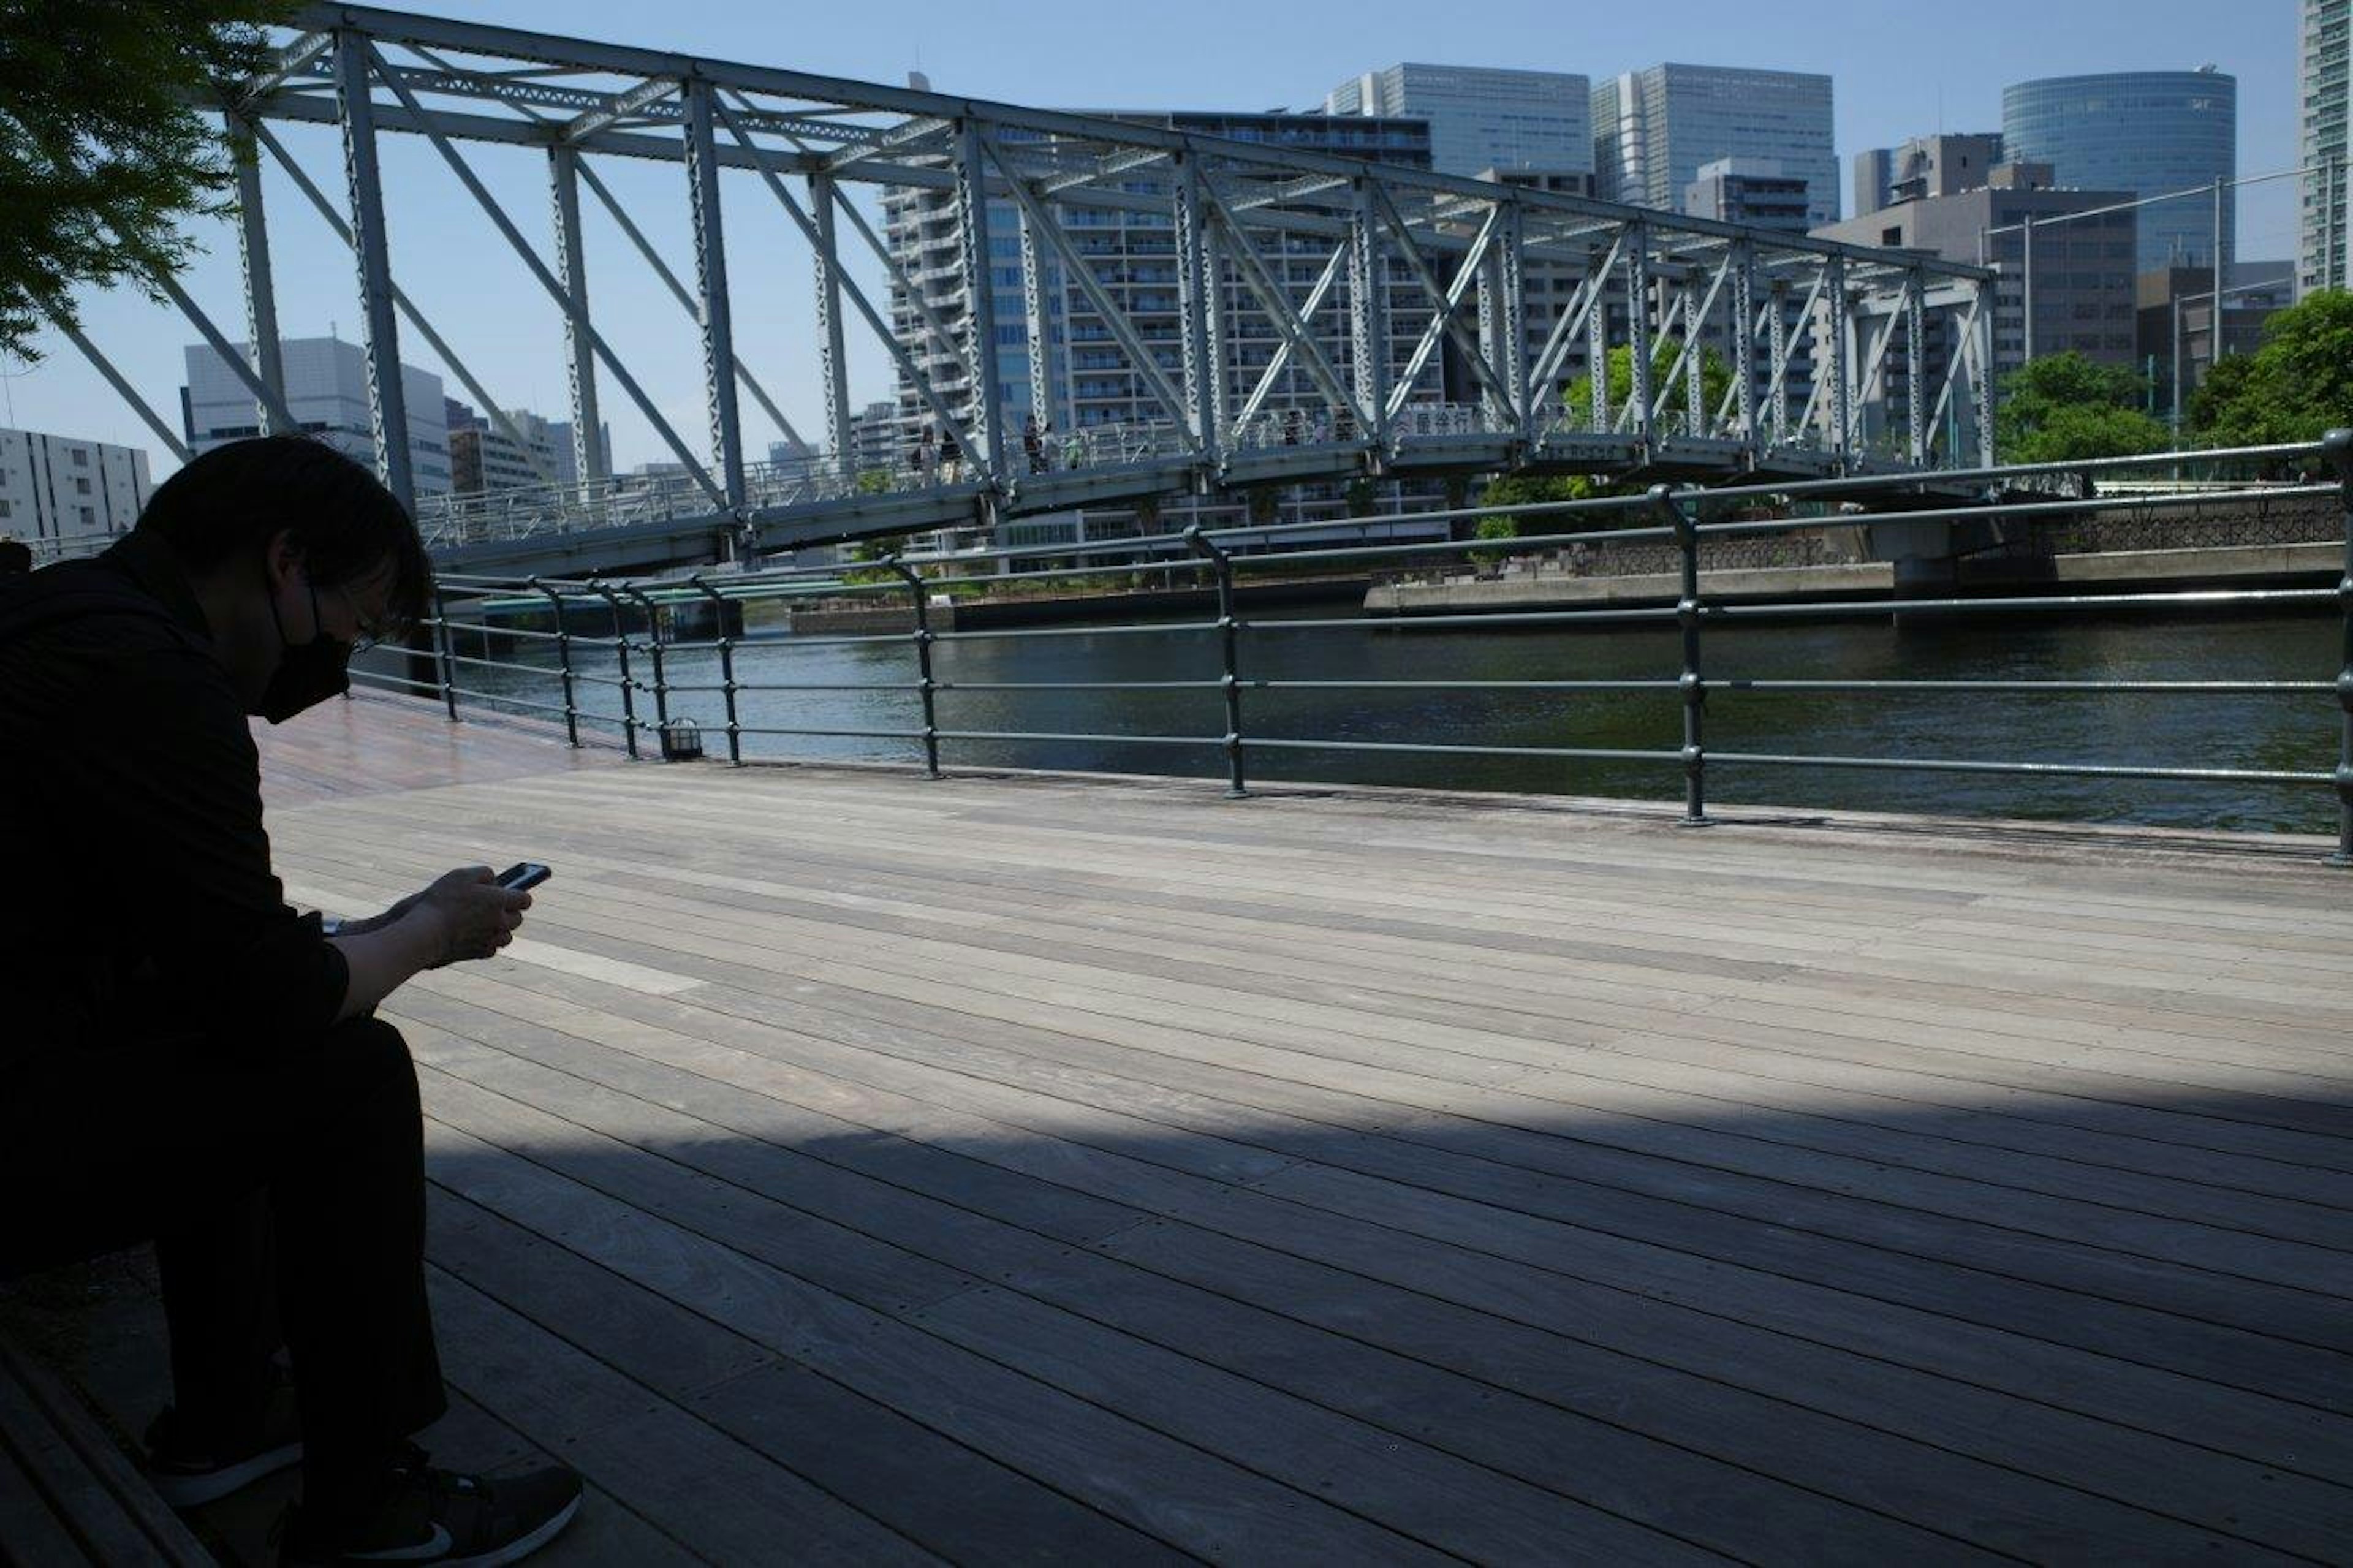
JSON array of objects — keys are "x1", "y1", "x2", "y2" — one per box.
[{"x1": 0, "y1": 428, "x2": 153, "y2": 550}]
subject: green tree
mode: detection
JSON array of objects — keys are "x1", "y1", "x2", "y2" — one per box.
[
  {"x1": 0, "y1": 1, "x2": 292, "y2": 360},
  {"x1": 1468, "y1": 513, "x2": 1520, "y2": 565},
  {"x1": 1564, "y1": 339, "x2": 1733, "y2": 431},
  {"x1": 1995, "y1": 352, "x2": 2169, "y2": 463},
  {"x1": 2188, "y1": 289, "x2": 2353, "y2": 447},
  {"x1": 1474, "y1": 472, "x2": 1598, "y2": 540}
]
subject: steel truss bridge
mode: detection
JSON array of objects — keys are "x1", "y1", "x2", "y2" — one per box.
[{"x1": 61, "y1": 4, "x2": 1999, "y2": 578}]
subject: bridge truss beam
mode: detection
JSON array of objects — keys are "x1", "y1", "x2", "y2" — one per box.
[{"x1": 58, "y1": 2, "x2": 1996, "y2": 572}]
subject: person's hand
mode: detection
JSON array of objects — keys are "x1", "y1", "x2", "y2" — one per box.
[{"x1": 411, "y1": 865, "x2": 531, "y2": 968}]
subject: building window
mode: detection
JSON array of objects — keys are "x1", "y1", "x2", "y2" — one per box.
[
  {"x1": 70, "y1": 449, "x2": 89, "y2": 468},
  {"x1": 78, "y1": 506, "x2": 94, "y2": 525},
  {"x1": 75, "y1": 476, "x2": 91, "y2": 494},
  {"x1": 0, "y1": 499, "x2": 10, "y2": 518}
]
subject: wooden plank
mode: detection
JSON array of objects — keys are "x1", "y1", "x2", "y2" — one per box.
[
  {"x1": 0, "y1": 1439, "x2": 94, "y2": 1567},
  {"x1": 424, "y1": 1264, "x2": 939, "y2": 1565},
  {"x1": 431, "y1": 1188, "x2": 1180, "y2": 1566},
  {"x1": 400, "y1": 996, "x2": 1995, "y2": 1556},
  {"x1": 285, "y1": 801, "x2": 2353, "y2": 1091},
  {"x1": 279, "y1": 786, "x2": 2353, "y2": 1092},
  {"x1": 0, "y1": 1330, "x2": 208, "y2": 1567},
  {"x1": 399, "y1": 985, "x2": 2343, "y2": 1559},
  {"x1": 402, "y1": 966, "x2": 2352, "y2": 1509},
  {"x1": 373, "y1": 883, "x2": 2353, "y2": 1352},
  {"x1": 463, "y1": 862, "x2": 2353, "y2": 1252},
  {"x1": 240, "y1": 741, "x2": 2353, "y2": 1558},
  {"x1": 401, "y1": 766, "x2": 2347, "y2": 938},
  {"x1": 428, "y1": 956, "x2": 2353, "y2": 1414},
  {"x1": 404, "y1": 1040, "x2": 1695, "y2": 1563},
  {"x1": 409, "y1": 1098, "x2": 1460, "y2": 1564}
]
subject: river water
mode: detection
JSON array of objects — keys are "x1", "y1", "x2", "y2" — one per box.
[{"x1": 422, "y1": 605, "x2": 2344, "y2": 835}]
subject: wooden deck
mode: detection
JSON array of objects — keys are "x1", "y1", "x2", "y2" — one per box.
[{"x1": 52, "y1": 694, "x2": 2353, "y2": 1561}]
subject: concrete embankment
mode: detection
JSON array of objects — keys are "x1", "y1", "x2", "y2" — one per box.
[
  {"x1": 776, "y1": 575, "x2": 1369, "y2": 636},
  {"x1": 1363, "y1": 542, "x2": 2343, "y2": 619}
]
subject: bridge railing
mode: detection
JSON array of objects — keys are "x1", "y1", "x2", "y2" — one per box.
[{"x1": 356, "y1": 435, "x2": 2353, "y2": 861}]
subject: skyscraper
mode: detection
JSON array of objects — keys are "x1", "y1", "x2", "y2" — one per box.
[
  {"x1": 1324, "y1": 63, "x2": 1590, "y2": 178},
  {"x1": 1590, "y1": 64, "x2": 1837, "y2": 227},
  {"x1": 2302, "y1": 1, "x2": 2351, "y2": 294},
  {"x1": 2001, "y1": 69, "x2": 2237, "y2": 273}
]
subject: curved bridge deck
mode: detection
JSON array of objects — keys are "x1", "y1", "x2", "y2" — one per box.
[{"x1": 40, "y1": 694, "x2": 2353, "y2": 1562}]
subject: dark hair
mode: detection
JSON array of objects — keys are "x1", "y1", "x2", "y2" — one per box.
[{"x1": 135, "y1": 436, "x2": 433, "y2": 629}]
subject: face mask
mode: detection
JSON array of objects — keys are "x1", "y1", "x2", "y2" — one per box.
[{"x1": 258, "y1": 562, "x2": 352, "y2": 724}]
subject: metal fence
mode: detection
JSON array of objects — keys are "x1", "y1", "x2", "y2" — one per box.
[{"x1": 352, "y1": 436, "x2": 2353, "y2": 863}]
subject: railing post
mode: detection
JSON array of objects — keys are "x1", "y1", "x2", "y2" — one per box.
[
  {"x1": 2327, "y1": 427, "x2": 2353, "y2": 866},
  {"x1": 624, "y1": 586, "x2": 673, "y2": 745},
  {"x1": 689, "y1": 574, "x2": 741, "y2": 765},
  {"x1": 1185, "y1": 525, "x2": 1248, "y2": 797},
  {"x1": 429, "y1": 583, "x2": 460, "y2": 722},
  {"x1": 530, "y1": 578, "x2": 580, "y2": 748},
  {"x1": 1651, "y1": 482, "x2": 1708, "y2": 825},
  {"x1": 592, "y1": 580, "x2": 640, "y2": 759},
  {"x1": 887, "y1": 557, "x2": 942, "y2": 778}
]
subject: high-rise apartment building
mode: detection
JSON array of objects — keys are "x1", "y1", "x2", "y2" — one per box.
[
  {"x1": 183, "y1": 336, "x2": 452, "y2": 495},
  {"x1": 2302, "y1": 1, "x2": 2351, "y2": 294},
  {"x1": 838, "y1": 401, "x2": 901, "y2": 479},
  {"x1": 0, "y1": 428, "x2": 153, "y2": 550},
  {"x1": 884, "y1": 110, "x2": 1436, "y2": 451},
  {"x1": 1324, "y1": 63, "x2": 1591, "y2": 177},
  {"x1": 2001, "y1": 69, "x2": 2237, "y2": 273},
  {"x1": 1852, "y1": 134, "x2": 2006, "y2": 219},
  {"x1": 1591, "y1": 64, "x2": 1837, "y2": 227}
]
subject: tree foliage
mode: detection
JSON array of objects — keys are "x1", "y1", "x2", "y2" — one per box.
[
  {"x1": 2188, "y1": 289, "x2": 2353, "y2": 447},
  {"x1": 1994, "y1": 351, "x2": 2169, "y2": 464},
  {"x1": 1564, "y1": 339, "x2": 1733, "y2": 429},
  {"x1": 0, "y1": 1, "x2": 291, "y2": 360},
  {"x1": 1476, "y1": 472, "x2": 1594, "y2": 532}
]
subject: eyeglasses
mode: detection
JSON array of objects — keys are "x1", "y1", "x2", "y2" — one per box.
[{"x1": 330, "y1": 583, "x2": 396, "y2": 653}]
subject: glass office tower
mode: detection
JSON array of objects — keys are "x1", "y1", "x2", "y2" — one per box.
[{"x1": 2001, "y1": 69, "x2": 2237, "y2": 273}]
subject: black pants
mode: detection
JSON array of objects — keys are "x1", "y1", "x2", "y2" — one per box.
[{"x1": 2, "y1": 1017, "x2": 447, "y2": 1523}]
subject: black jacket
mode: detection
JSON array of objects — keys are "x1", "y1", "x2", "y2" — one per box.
[{"x1": 0, "y1": 532, "x2": 349, "y2": 1067}]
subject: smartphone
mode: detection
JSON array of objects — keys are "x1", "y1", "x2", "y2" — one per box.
[{"x1": 494, "y1": 862, "x2": 553, "y2": 893}]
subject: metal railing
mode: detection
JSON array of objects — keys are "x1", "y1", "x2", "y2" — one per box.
[{"x1": 350, "y1": 434, "x2": 2353, "y2": 863}]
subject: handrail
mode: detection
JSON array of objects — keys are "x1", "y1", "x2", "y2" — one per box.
[{"x1": 347, "y1": 434, "x2": 2353, "y2": 861}]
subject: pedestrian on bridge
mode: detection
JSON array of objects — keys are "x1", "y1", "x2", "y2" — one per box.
[{"x1": 0, "y1": 437, "x2": 583, "y2": 1567}]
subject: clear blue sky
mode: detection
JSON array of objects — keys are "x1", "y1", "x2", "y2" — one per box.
[{"x1": 3, "y1": 0, "x2": 2308, "y2": 476}]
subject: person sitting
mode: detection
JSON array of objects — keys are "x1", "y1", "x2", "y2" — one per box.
[{"x1": 0, "y1": 436, "x2": 582, "y2": 1566}]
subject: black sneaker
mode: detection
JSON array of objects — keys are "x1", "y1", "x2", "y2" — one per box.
[
  {"x1": 146, "y1": 1363, "x2": 305, "y2": 1507},
  {"x1": 277, "y1": 1445, "x2": 583, "y2": 1567}
]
